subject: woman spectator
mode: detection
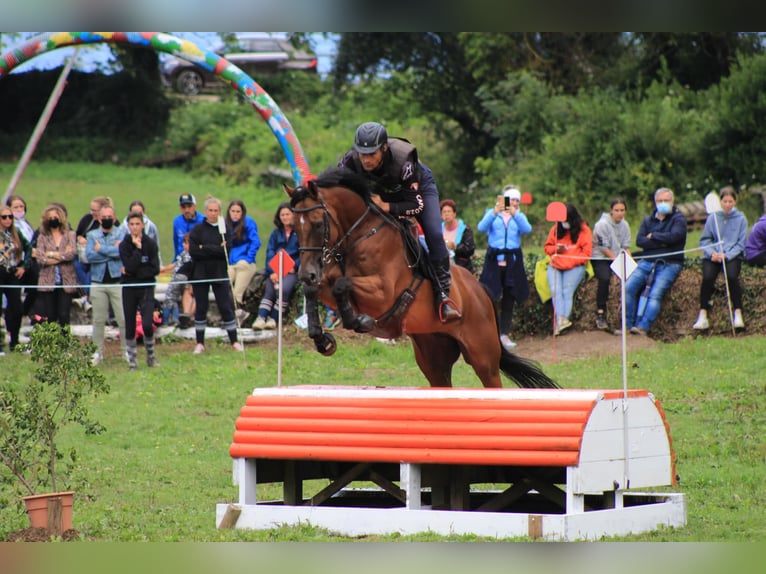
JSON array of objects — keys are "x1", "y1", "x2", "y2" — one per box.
[
  {"x1": 693, "y1": 186, "x2": 748, "y2": 330},
  {"x1": 225, "y1": 199, "x2": 261, "y2": 319},
  {"x1": 440, "y1": 199, "x2": 475, "y2": 273},
  {"x1": 477, "y1": 185, "x2": 532, "y2": 349},
  {"x1": 591, "y1": 198, "x2": 631, "y2": 331},
  {"x1": 189, "y1": 196, "x2": 243, "y2": 353},
  {"x1": 0, "y1": 205, "x2": 32, "y2": 353},
  {"x1": 34, "y1": 204, "x2": 79, "y2": 327},
  {"x1": 543, "y1": 203, "x2": 592, "y2": 335},
  {"x1": 6, "y1": 194, "x2": 38, "y2": 318},
  {"x1": 253, "y1": 202, "x2": 300, "y2": 330}
]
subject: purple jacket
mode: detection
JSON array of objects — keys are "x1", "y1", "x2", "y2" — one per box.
[{"x1": 745, "y1": 215, "x2": 766, "y2": 261}]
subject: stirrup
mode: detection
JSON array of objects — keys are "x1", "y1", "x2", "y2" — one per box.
[{"x1": 438, "y1": 297, "x2": 462, "y2": 323}]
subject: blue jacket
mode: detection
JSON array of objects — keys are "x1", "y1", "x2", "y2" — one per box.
[
  {"x1": 228, "y1": 215, "x2": 261, "y2": 265},
  {"x1": 264, "y1": 228, "x2": 300, "y2": 274},
  {"x1": 700, "y1": 208, "x2": 747, "y2": 261},
  {"x1": 477, "y1": 209, "x2": 532, "y2": 250},
  {"x1": 173, "y1": 211, "x2": 205, "y2": 259},
  {"x1": 85, "y1": 226, "x2": 126, "y2": 282}
]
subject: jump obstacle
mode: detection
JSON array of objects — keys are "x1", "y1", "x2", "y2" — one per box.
[{"x1": 216, "y1": 386, "x2": 686, "y2": 541}]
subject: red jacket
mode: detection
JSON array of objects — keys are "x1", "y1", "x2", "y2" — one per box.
[{"x1": 544, "y1": 222, "x2": 593, "y2": 271}]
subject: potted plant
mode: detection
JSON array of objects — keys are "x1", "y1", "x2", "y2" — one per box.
[{"x1": 0, "y1": 322, "x2": 109, "y2": 534}]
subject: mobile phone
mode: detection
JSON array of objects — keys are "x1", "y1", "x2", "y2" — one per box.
[{"x1": 504, "y1": 196, "x2": 511, "y2": 209}]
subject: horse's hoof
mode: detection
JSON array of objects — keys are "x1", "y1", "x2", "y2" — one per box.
[
  {"x1": 354, "y1": 314, "x2": 376, "y2": 333},
  {"x1": 314, "y1": 333, "x2": 337, "y2": 356}
]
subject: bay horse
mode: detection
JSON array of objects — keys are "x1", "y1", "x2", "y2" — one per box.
[{"x1": 285, "y1": 167, "x2": 558, "y2": 389}]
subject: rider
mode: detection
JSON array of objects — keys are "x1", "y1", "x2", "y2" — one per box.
[{"x1": 338, "y1": 122, "x2": 460, "y2": 322}]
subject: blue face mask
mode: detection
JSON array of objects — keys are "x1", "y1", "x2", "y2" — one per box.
[{"x1": 656, "y1": 203, "x2": 672, "y2": 215}]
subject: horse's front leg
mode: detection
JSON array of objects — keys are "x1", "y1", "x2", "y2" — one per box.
[
  {"x1": 333, "y1": 277, "x2": 375, "y2": 333},
  {"x1": 303, "y1": 284, "x2": 337, "y2": 356}
]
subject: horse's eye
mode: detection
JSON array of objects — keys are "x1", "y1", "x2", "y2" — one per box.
[{"x1": 312, "y1": 220, "x2": 324, "y2": 231}]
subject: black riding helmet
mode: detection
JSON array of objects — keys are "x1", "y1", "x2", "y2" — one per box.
[{"x1": 354, "y1": 122, "x2": 388, "y2": 154}]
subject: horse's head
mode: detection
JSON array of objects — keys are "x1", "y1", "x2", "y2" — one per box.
[
  {"x1": 285, "y1": 170, "x2": 374, "y2": 287},
  {"x1": 285, "y1": 179, "x2": 326, "y2": 287}
]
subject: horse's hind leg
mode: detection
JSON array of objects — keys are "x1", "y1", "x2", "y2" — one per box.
[
  {"x1": 457, "y1": 333, "x2": 503, "y2": 388},
  {"x1": 410, "y1": 334, "x2": 461, "y2": 387},
  {"x1": 333, "y1": 277, "x2": 375, "y2": 333}
]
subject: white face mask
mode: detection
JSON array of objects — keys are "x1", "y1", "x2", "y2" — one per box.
[
  {"x1": 12, "y1": 210, "x2": 25, "y2": 220},
  {"x1": 561, "y1": 222, "x2": 571, "y2": 230}
]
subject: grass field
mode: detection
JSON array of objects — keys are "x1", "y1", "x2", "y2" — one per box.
[{"x1": 0, "y1": 328, "x2": 764, "y2": 542}]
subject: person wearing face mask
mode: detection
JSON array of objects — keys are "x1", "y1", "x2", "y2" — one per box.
[
  {"x1": 543, "y1": 203, "x2": 593, "y2": 335},
  {"x1": 6, "y1": 194, "x2": 38, "y2": 319},
  {"x1": 85, "y1": 204, "x2": 127, "y2": 365},
  {"x1": 33, "y1": 204, "x2": 78, "y2": 327},
  {"x1": 622, "y1": 187, "x2": 687, "y2": 336}
]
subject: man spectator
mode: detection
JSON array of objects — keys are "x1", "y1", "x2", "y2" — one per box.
[
  {"x1": 173, "y1": 193, "x2": 204, "y2": 260},
  {"x1": 622, "y1": 187, "x2": 687, "y2": 336},
  {"x1": 745, "y1": 213, "x2": 766, "y2": 267},
  {"x1": 85, "y1": 204, "x2": 127, "y2": 365},
  {"x1": 73, "y1": 196, "x2": 111, "y2": 312}
]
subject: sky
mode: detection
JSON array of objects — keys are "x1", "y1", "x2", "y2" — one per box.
[{"x1": 3, "y1": 32, "x2": 338, "y2": 77}]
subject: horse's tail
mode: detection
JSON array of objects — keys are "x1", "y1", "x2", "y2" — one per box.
[
  {"x1": 499, "y1": 347, "x2": 560, "y2": 389},
  {"x1": 478, "y1": 282, "x2": 560, "y2": 389}
]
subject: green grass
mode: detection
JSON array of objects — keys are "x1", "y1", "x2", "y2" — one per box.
[
  {"x1": 1, "y1": 331, "x2": 764, "y2": 541},
  {"x1": 0, "y1": 161, "x2": 289, "y2": 265}
]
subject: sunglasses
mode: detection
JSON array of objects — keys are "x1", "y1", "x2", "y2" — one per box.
[{"x1": 0, "y1": 214, "x2": 13, "y2": 220}]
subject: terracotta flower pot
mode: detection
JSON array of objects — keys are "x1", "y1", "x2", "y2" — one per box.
[{"x1": 22, "y1": 491, "x2": 75, "y2": 532}]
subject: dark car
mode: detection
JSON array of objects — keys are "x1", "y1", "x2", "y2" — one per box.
[{"x1": 161, "y1": 34, "x2": 318, "y2": 95}]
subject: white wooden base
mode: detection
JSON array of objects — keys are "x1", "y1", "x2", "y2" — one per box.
[{"x1": 215, "y1": 491, "x2": 686, "y2": 541}]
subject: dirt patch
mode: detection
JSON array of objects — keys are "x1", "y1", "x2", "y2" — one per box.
[
  {"x1": 4, "y1": 527, "x2": 80, "y2": 542},
  {"x1": 510, "y1": 329, "x2": 656, "y2": 365}
]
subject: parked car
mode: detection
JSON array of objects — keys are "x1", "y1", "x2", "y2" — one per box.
[{"x1": 161, "y1": 34, "x2": 318, "y2": 95}]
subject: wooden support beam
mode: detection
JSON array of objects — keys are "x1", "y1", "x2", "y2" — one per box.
[
  {"x1": 47, "y1": 496, "x2": 63, "y2": 537},
  {"x1": 219, "y1": 504, "x2": 242, "y2": 529},
  {"x1": 306, "y1": 463, "x2": 370, "y2": 506}
]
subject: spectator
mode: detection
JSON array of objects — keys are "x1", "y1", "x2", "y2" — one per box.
[
  {"x1": 591, "y1": 198, "x2": 632, "y2": 331},
  {"x1": 188, "y1": 196, "x2": 242, "y2": 353},
  {"x1": 253, "y1": 202, "x2": 300, "y2": 330},
  {"x1": 693, "y1": 186, "x2": 748, "y2": 330},
  {"x1": 85, "y1": 204, "x2": 127, "y2": 366},
  {"x1": 7, "y1": 194, "x2": 38, "y2": 319},
  {"x1": 33, "y1": 204, "x2": 78, "y2": 327},
  {"x1": 623, "y1": 187, "x2": 687, "y2": 336},
  {"x1": 225, "y1": 199, "x2": 261, "y2": 319},
  {"x1": 120, "y1": 212, "x2": 161, "y2": 370},
  {"x1": 73, "y1": 196, "x2": 112, "y2": 312},
  {"x1": 0, "y1": 205, "x2": 32, "y2": 353},
  {"x1": 173, "y1": 193, "x2": 204, "y2": 260},
  {"x1": 543, "y1": 203, "x2": 593, "y2": 335},
  {"x1": 477, "y1": 185, "x2": 532, "y2": 349},
  {"x1": 160, "y1": 233, "x2": 195, "y2": 327},
  {"x1": 745, "y1": 212, "x2": 766, "y2": 268},
  {"x1": 440, "y1": 199, "x2": 475, "y2": 273},
  {"x1": 122, "y1": 200, "x2": 162, "y2": 266}
]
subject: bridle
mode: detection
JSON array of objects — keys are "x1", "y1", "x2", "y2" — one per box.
[{"x1": 291, "y1": 186, "x2": 387, "y2": 274}]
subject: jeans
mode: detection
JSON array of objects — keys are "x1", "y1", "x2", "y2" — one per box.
[
  {"x1": 625, "y1": 259, "x2": 682, "y2": 331},
  {"x1": 546, "y1": 264, "x2": 586, "y2": 321}
]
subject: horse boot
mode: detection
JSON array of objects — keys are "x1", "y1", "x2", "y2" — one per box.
[{"x1": 433, "y1": 257, "x2": 461, "y2": 322}]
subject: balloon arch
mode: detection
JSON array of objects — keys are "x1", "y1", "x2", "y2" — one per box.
[{"x1": 0, "y1": 32, "x2": 313, "y2": 185}]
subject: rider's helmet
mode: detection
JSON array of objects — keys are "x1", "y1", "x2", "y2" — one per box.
[{"x1": 354, "y1": 122, "x2": 388, "y2": 154}]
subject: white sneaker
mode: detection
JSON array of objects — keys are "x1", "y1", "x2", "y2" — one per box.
[
  {"x1": 555, "y1": 317, "x2": 572, "y2": 335},
  {"x1": 692, "y1": 311, "x2": 709, "y2": 330},
  {"x1": 264, "y1": 317, "x2": 277, "y2": 329},
  {"x1": 193, "y1": 343, "x2": 205, "y2": 354},
  {"x1": 500, "y1": 334, "x2": 517, "y2": 349},
  {"x1": 232, "y1": 342, "x2": 244, "y2": 352},
  {"x1": 253, "y1": 316, "x2": 266, "y2": 330},
  {"x1": 91, "y1": 352, "x2": 102, "y2": 366},
  {"x1": 733, "y1": 309, "x2": 745, "y2": 329}
]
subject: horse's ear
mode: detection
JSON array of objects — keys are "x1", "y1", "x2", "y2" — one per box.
[{"x1": 283, "y1": 183, "x2": 295, "y2": 198}]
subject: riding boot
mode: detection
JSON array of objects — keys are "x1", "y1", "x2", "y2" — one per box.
[{"x1": 432, "y1": 257, "x2": 461, "y2": 322}]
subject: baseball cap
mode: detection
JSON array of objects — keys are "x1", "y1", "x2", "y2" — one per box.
[
  {"x1": 502, "y1": 185, "x2": 521, "y2": 201},
  {"x1": 178, "y1": 193, "x2": 196, "y2": 206}
]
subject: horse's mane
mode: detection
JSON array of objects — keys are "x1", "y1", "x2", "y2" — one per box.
[{"x1": 314, "y1": 167, "x2": 373, "y2": 203}]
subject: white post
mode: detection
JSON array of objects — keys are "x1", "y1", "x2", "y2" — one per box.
[
  {"x1": 3, "y1": 47, "x2": 80, "y2": 205},
  {"x1": 277, "y1": 250, "x2": 284, "y2": 387}
]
